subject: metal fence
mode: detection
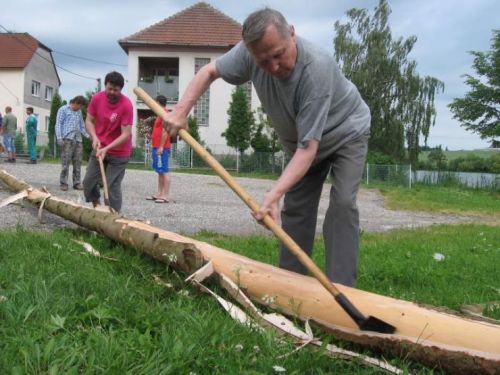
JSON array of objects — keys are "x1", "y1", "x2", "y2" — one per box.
[{"x1": 132, "y1": 142, "x2": 287, "y2": 175}]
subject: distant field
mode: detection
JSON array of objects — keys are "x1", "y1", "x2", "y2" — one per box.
[{"x1": 419, "y1": 149, "x2": 497, "y2": 161}]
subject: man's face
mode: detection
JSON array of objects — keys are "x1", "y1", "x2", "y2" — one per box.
[
  {"x1": 247, "y1": 24, "x2": 297, "y2": 80},
  {"x1": 105, "y1": 83, "x2": 122, "y2": 103},
  {"x1": 70, "y1": 103, "x2": 82, "y2": 111}
]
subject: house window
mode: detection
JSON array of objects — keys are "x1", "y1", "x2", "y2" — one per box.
[
  {"x1": 45, "y1": 116, "x2": 50, "y2": 132},
  {"x1": 31, "y1": 81, "x2": 41, "y2": 97},
  {"x1": 45, "y1": 86, "x2": 53, "y2": 101},
  {"x1": 194, "y1": 58, "x2": 210, "y2": 126}
]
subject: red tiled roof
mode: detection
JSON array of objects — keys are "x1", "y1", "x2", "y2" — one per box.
[
  {"x1": 119, "y1": 2, "x2": 242, "y2": 52},
  {"x1": 0, "y1": 32, "x2": 50, "y2": 68}
]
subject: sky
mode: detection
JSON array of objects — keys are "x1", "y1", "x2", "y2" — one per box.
[{"x1": 1, "y1": 0, "x2": 498, "y2": 150}]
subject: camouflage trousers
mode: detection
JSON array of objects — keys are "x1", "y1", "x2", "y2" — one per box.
[{"x1": 60, "y1": 139, "x2": 83, "y2": 187}]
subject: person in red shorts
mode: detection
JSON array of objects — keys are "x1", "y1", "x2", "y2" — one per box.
[{"x1": 146, "y1": 95, "x2": 171, "y2": 203}]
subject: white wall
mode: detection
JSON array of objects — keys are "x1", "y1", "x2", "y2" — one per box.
[
  {"x1": 126, "y1": 48, "x2": 260, "y2": 149},
  {"x1": 0, "y1": 70, "x2": 24, "y2": 122}
]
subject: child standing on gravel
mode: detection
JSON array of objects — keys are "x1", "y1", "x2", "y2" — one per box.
[{"x1": 146, "y1": 95, "x2": 171, "y2": 203}]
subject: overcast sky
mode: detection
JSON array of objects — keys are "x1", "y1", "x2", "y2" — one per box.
[{"x1": 1, "y1": 0, "x2": 498, "y2": 150}]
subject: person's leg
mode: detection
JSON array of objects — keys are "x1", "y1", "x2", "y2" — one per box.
[
  {"x1": 279, "y1": 159, "x2": 331, "y2": 275},
  {"x1": 59, "y1": 139, "x2": 72, "y2": 188},
  {"x1": 104, "y1": 155, "x2": 129, "y2": 212},
  {"x1": 72, "y1": 142, "x2": 83, "y2": 188},
  {"x1": 156, "y1": 149, "x2": 170, "y2": 200},
  {"x1": 28, "y1": 132, "x2": 36, "y2": 161},
  {"x1": 83, "y1": 152, "x2": 102, "y2": 206},
  {"x1": 5, "y1": 133, "x2": 15, "y2": 161},
  {"x1": 323, "y1": 133, "x2": 369, "y2": 287}
]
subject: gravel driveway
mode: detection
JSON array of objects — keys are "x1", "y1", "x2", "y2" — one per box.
[{"x1": 0, "y1": 162, "x2": 485, "y2": 235}]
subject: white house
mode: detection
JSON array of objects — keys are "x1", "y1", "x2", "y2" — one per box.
[
  {"x1": 0, "y1": 32, "x2": 61, "y2": 146},
  {"x1": 118, "y1": 2, "x2": 260, "y2": 150}
]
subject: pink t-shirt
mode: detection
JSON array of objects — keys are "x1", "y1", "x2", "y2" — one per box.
[{"x1": 88, "y1": 91, "x2": 133, "y2": 157}]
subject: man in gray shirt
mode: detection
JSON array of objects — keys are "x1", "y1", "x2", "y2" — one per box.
[
  {"x1": 3, "y1": 106, "x2": 18, "y2": 163},
  {"x1": 163, "y1": 8, "x2": 370, "y2": 287}
]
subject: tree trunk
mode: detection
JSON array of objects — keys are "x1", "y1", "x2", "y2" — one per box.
[{"x1": 1, "y1": 169, "x2": 499, "y2": 374}]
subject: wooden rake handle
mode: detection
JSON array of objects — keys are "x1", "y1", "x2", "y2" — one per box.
[{"x1": 133, "y1": 87, "x2": 342, "y2": 298}]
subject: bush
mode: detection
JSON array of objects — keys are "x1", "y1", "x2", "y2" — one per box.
[{"x1": 14, "y1": 133, "x2": 24, "y2": 154}]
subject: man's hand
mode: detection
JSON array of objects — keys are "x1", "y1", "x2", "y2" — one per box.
[
  {"x1": 96, "y1": 147, "x2": 108, "y2": 159},
  {"x1": 252, "y1": 189, "x2": 282, "y2": 226},
  {"x1": 158, "y1": 146, "x2": 164, "y2": 155},
  {"x1": 92, "y1": 136, "x2": 101, "y2": 150},
  {"x1": 162, "y1": 110, "x2": 188, "y2": 138}
]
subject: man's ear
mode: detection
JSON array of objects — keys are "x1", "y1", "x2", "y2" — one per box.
[{"x1": 289, "y1": 25, "x2": 295, "y2": 38}]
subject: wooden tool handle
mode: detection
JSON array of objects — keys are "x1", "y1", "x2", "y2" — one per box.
[
  {"x1": 133, "y1": 87, "x2": 341, "y2": 297},
  {"x1": 97, "y1": 155, "x2": 112, "y2": 212}
]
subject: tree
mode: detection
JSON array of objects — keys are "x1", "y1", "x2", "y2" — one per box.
[
  {"x1": 81, "y1": 90, "x2": 96, "y2": 160},
  {"x1": 48, "y1": 91, "x2": 64, "y2": 157},
  {"x1": 188, "y1": 115, "x2": 202, "y2": 144},
  {"x1": 334, "y1": 0, "x2": 444, "y2": 165},
  {"x1": 449, "y1": 30, "x2": 500, "y2": 146},
  {"x1": 427, "y1": 145, "x2": 447, "y2": 170},
  {"x1": 222, "y1": 85, "x2": 253, "y2": 154},
  {"x1": 250, "y1": 108, "x2": 271, "y2": 153}
]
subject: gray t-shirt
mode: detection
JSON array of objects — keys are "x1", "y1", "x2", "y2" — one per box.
[{"x1": 216, "y1": 36, "x2": 370, "y2": 162}]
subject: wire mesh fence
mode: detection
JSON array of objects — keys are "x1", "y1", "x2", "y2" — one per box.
[{"x1": 125, "y1": 141, "x2": 500, "y2": 190}]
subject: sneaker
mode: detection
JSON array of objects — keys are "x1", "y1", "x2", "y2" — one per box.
[
  {"x1": 73, "y1": 184, "x2": 83, "y2": 190},
  {"x1": 60, "y1": 184, "x2": 68, "y2": 191}
]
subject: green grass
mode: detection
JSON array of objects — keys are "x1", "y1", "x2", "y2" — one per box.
[
  {"x1": 1, "y1": 218, "x2": 498, "y2": 372},
  {"x1": 419, "y1": 149, "x2": 496, "y2": 162},
  {"x1": 1, "y1": 227, "x2": 417, "y2": 374},
  {"x1": 376, "y1": 184, "x2": 500, "y2": 216}
]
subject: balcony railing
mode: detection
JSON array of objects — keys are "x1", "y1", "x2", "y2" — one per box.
[{"x1": 137, "y1": 75, "x2": 179, "y2": 103}]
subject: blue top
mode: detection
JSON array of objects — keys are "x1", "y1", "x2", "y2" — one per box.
[{"x1": 26, "y1": 114, "x2": 37, "y2": 133}]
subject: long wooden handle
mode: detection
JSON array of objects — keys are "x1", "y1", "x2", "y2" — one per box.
[
  {"x1": 133, "y1": 87, "x2": 341, "y2": 297},
  {"x1": 97, "y1": 155, "x2": 111, "y2": 211}
]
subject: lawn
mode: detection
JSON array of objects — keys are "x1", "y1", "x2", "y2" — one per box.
[{"x1": 1, "y1": 222, "x2": 498, "y2": 373}]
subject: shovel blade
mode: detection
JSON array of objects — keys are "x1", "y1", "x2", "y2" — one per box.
[{"x1": 360, "y1": 316, "x2": 396, "y2": 334}]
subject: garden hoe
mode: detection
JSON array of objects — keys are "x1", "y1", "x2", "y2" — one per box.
[{"x1": 134, "y1": 87, "x2": 396, "y2": 334}]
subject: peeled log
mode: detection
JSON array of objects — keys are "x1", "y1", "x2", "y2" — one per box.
[{"x1": 1, "y1": 169, "x2": 499, "y2": 374}]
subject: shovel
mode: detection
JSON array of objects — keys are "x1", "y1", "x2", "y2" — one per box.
[{"x1": 134, "y1": 87, "x2": 396, "y2": 334}]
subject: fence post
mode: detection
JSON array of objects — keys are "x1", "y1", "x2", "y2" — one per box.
[
  {"x1": 366, "y1": 163, "x2": 369, "y2": 185},
  {"x1": 236, "y1": 152, "x2": 240, "y2": 173},
  {"x1": 190, "y1": 147, "x2": 193, "y2": 169}
]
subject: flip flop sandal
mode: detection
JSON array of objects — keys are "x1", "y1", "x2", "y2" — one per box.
[
  {"x1": 146, "y1": 196, "x2": 158, "y2": 201},
  {"x1": 154, "y1": 198, "x2": 169, "y2": 203}
]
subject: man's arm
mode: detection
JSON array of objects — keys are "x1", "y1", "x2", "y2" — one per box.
[
  {"x1": 253, "y1": 139, "x2": 319, "y2": 223},
  {"x1": 163, "y1": 61, "x2": 220, "y2": 135},
  {"x1": 85, "y1": 112, "x2": 100, "y2": 150},
  {"x1": 55, "y1": 108, "x2": 64, "y2": 141},
  {"x1": 96, "y1": 125, "x2": 132, "y2": 158},
  {"x1": 79, "y1": 112, "x2": 90, "y2": 138}
]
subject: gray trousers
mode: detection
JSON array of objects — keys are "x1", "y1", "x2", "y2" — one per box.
[
  {"x1": 60, "y1": 139, "x2": 83, "y2": 187},
  {"x1": 279, "y1": 132, "x2": 369, "y2": 287},
  {"x1": 83, "y1": 152, "x2": 129, "y2": 212}
]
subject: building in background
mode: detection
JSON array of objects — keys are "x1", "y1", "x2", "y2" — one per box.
[
  {"x1": 0, "y1": 32, "x2": 61, "y2": 146},
  {"x1": 119, "y1": 2, "x2": 260, "y2": 149}
]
